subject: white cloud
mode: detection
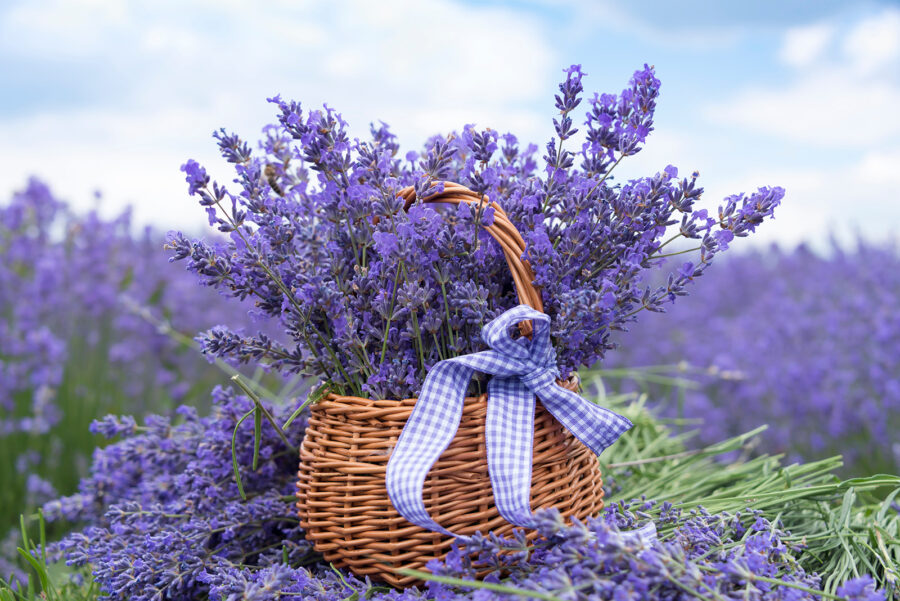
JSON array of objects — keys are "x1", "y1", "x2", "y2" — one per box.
[
  {"x1": 711, "y1": 69, "x2": 900, "y2": 146},
  {"x1": 842, "y1": 9, "x2": 900, "y2": 74},
  {"x1": 779, "y1": 22, "x2": 834, "y2": 67},
  {"x1": 0, "y1": 0, "x2": 557, "y2": 230},
  {"x1": 854, "y1": 149, "x2": 900, "y2": 185},
  {"x1": 566, "y1": 0, "x2": 744, "y2": 50},
  {"x1": 1, "y1": 0, "x2": 128, "y2": 57},
  {"x1": 709, "y1": 7, "x2": 900, "y2": 148}
]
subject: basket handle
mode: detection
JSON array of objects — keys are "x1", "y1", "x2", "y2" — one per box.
[{"x1": 396, "y1": 182, "x2": 543, "y2": 321}]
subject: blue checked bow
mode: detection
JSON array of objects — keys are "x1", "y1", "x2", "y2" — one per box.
[{"x1": 385, "y1": 304, "x2": 634, "y2": 536}]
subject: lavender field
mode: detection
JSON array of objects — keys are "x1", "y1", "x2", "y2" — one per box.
[
  {"x1": 1, "y1": 2, "x2": 899, "y2": 600},
  {"x1": 604, "y1": 242, "x2": 900, "y2": 475}
]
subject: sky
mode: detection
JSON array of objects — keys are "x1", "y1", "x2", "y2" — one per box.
[{"x1": 1, "y1": 0, "x2": 898, "y2": 249}]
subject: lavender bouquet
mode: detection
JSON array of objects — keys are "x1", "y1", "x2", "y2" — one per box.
[{"x1": 168, "y1": 64, "x2": 782, "y2": 400}]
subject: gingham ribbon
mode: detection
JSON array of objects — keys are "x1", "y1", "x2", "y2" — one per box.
[{"x1": 385, "y1": 304, "x2": 634, "y2": 536}]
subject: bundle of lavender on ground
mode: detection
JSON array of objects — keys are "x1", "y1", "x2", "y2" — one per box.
[
  {"x1": 602, "y1": 242, "x2": 900, "y2": 475},
  {"x1": 166, "y1": 64, "x2": 782, "y2": 398},
  {"x1": 12, "y1": 390, "x2": 896, "y2": 600}
]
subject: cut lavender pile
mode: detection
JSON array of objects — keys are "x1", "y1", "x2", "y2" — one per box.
[
  {"x1": 15, "y1": 392, "x2": 893, "y2": 600},
  {"x1": 42, "y1": 388, "x2": 314, "y2": 601},
  {"x1": 420, "y1": 506, "x2": 860, "y2": 601}
]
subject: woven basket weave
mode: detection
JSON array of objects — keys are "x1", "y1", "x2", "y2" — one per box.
[{"x1": 295, "y1": 182, "x2": 605, "y2": 587}]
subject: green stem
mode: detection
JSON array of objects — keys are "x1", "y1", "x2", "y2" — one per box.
[
  {"x1": 410, "y1": 309, "x2": 426, "y2": 379},
  {"x1": 282, "y1": 384, "x2": 330, "y2": 430},
  {"x1": 230, "y1": 375, "x2": 297, "y2": 454},
  {"x1": 122, "y1": 297, "x2": 284, "y2": 400},
  {"x1": 398, "y1": 570, "x2": 562, "y2": 601},
  {"x1": 649, "y1": 246, "x2": 702, "y2": 261},
  {"x1": 431, "y1": 331, "x2": 446, "y2": 361},
  {"x1": 379, "y1": 263, "x2": 403, "y2": 364},
  {"x1": 440, "y1": 279, "x2": 457, "y2": 350},
  {"x1": 745, "y1": 573, "x2": 844, "y2": 600}
]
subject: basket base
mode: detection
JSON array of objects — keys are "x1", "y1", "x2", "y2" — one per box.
[{"x1": 296, "y1": 391, "x2": 605, "y2": 587}]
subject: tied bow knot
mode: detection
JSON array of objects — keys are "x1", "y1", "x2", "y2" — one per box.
[
  {"x1": 520, "y1": 364, "x2": 559, "y2": 391},
  {"x1": 384, "y1": 305, "x2": 633, "y2": 537}
]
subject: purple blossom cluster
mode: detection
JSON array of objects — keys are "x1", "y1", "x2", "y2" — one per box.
[
  {"x1": 42, "y1": 388, "x2": 316, "y2": 601},
  {"x1": 604, "y1": 242, "x2": 900, "y2": 473},
  {"x1": 0, "y1": 178, "x2": 266, "y2": 531},
  {"x1": 168, "y1": 64, "x2": 782, "y2": 399},
  {"x1": 34, "y1": 391, "x2": 884, "y2": 601},
  {"x1": 420, "y1": 504, "x2": 881, "y2": 601}
]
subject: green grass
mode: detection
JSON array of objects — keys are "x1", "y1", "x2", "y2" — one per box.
[
  {"x1": 1, "y1": 513, "x2": 96, "y2": 601},
  {"x1": 597, "y1": 392, "x2": 899, "y2": 594},
  {"x1": 595, "y1": 363, "x2": 899, "y2": 476}
]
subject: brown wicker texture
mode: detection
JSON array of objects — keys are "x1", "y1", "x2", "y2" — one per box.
[{"x1": 295, "y1": 182, "x2": 605, "y2": 587}]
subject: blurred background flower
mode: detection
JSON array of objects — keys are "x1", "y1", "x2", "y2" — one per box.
[
  {"x1": 603, "y1": 242, "x2": 900, "y2": 475},
  {"x1": 0, "y1": 178, "x2": 279, "y2": 534}
]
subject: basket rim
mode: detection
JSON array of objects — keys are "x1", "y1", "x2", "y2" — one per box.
[{"x1": 317, "y1": 373, "x2": 580, "y2": 408}]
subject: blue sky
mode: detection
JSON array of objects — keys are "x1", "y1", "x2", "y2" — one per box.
[{"x1": 1, "y1": 0, "x2": 898, "y2": 248}]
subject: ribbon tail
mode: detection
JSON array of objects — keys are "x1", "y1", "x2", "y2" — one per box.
[
  {"x1": 486, "y1": 377, "x2": 538, "y2": 529},
  {"x1": 538, "y1": 384, "x2": 633, "y2": 457},
  {"x1": 385, "y1": 359, "x2": 472, "y2": 536}
]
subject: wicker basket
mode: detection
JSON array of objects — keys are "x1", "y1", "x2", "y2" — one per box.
[{"x1": 295, "y1": 182, "x2": 605, "y2": 587}]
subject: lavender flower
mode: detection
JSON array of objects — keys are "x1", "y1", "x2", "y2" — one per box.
[{"x1": 837, "y1": 576, "x2": 886, "y2": 601}]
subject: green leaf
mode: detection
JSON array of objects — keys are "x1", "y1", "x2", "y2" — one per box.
[
  {"x1": 231, "y1": 408, "x2": 256, "y2": 501},
  {"x1": 15, "y1": 549, "x2": 48, "y2": 595},
  {"x1": 252, "y1": 403, "x2": 262, "y2": 471}
]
